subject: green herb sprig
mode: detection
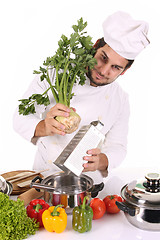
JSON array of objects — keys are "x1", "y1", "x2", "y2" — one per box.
[{"x1": 18, "y1": 18, "x2": 97, "y2": 115}]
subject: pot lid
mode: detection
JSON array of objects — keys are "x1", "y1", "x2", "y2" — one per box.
[{"x1": 121, "y1": 173, "x2": 160, "y2": 209}]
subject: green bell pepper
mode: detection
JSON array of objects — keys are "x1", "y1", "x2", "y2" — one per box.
[{"x1": 72, "y1": 196, "x2": 93, "y2": 233}]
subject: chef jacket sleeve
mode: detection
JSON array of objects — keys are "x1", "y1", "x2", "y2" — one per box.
[
  {"x1": 13, "y1": 74, "x2": 49, "y2": 144},
  {"x1": 101, "y1": 93, "x2": 130, "y2": 174}
]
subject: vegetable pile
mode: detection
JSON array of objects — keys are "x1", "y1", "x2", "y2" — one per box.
[
  {"x1": 0, "y1": 192, "x2": 39, "y2": 240},
  {"x1": 18, "y1": 18, "x2": 97, "y2": 133},
  {"x1": 0, "y1": 192, "x2": 123, "y2": 238}
]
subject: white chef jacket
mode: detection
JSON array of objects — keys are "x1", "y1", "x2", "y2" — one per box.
[{"x1": 13, "y1": 72, "x2": 130, "y2": 183}]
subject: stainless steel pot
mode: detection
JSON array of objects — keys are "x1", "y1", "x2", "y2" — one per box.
[
  {"x1": 31, "y1": 172, "x2": 104, "y2": 214},
  {"x1": 116, "y1": 173, "x2": 160, "y2": 231},
  {"x1": 0, "y1": 176, "x2": 13, "y2": 195}
]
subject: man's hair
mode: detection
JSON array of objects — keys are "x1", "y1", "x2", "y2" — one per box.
[{"x1": 93, "y1": 37, "x2": 134, "y2": 71}]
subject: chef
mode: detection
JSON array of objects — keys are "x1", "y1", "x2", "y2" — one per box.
[{"x1": 13, "y1": 11, "x2": 150, "y2": 183}]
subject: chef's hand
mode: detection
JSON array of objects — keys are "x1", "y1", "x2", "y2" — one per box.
[
  {"x1": 34, "y1": 103, "x2": 71, "y2": 137},
  {"x1": 82, "y1": 148, "x2": 108, "y2": 172}
]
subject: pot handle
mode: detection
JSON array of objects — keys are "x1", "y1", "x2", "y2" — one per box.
[
  {"x1": 31, "y1": 177, "x2": 61, "y2": 193},
  {"x1": 89, "y1": 182, "x2": 104, "y2": 198},
  {"x1": 31, "y1": 175, "x2": 43, "y2": 192},
  {"x1": 116, "y1": 201, "x2": 136, "y2": 216}
]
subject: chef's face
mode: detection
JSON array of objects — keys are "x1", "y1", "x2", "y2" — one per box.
[{"x1": 88, "y1": 44, "x2": 129, "y2": 87}]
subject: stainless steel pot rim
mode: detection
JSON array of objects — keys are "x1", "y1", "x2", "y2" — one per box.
[{"x1": 37, "y1": 172, "x2": 94, "y2": 195}]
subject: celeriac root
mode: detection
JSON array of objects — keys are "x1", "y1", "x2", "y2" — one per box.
[{"x1": 56, "y1": 109, "x2": 81, "y2": 134}]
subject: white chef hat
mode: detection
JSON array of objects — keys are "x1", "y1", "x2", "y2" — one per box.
[{"x1": 102, "y1": 11, "x2": 150, "y2": 60}]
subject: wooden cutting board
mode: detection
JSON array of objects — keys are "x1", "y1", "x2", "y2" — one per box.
[{"x1": 1, "y1": 170, "x2": 44, "y2": 195}]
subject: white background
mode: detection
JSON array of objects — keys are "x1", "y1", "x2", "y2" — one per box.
[{"x1": 0, "y1": 0, "x2": 160, "y2": 173}]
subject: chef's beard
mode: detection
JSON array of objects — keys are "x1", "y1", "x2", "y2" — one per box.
[{"x1": 87, "y1": 67, "x2": 110, "y2": 87}]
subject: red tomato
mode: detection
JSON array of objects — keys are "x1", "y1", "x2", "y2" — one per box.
[
  {"x1": 90, "y1": 198, "x2": 106, "y2": 220},
  {"x1": 103, "y1": 195, "x2": 123, "y2": 214}
]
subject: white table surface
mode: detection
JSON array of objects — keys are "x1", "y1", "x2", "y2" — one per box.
[{"x1": 9, "y1": 166, "x2": 160, "y2": 240}]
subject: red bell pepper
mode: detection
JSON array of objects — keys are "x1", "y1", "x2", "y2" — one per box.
[{"x1": 26, "y1": 199, "x2": 50, "y2": 227}]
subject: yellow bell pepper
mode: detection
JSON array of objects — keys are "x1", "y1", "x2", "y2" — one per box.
[{"x1": 42, "y1": 205, "x2": 67, "y2": 233}]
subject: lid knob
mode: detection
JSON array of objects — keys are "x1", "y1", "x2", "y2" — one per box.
[{"x1": 144, "y1": 173, "x2": 160, "y2": 193}]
